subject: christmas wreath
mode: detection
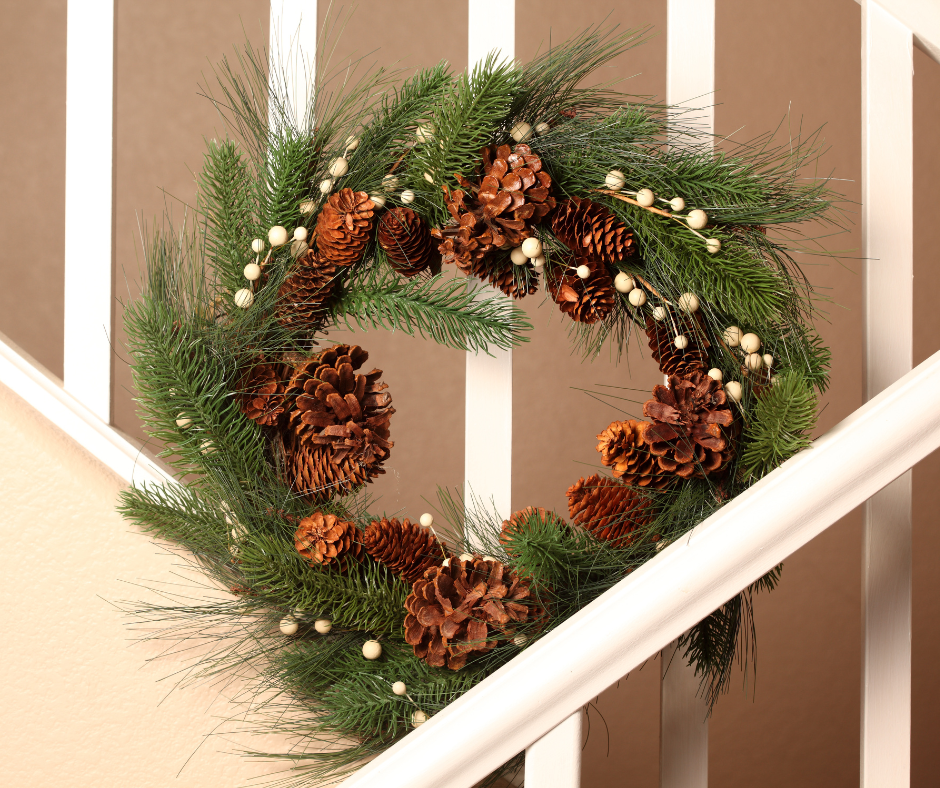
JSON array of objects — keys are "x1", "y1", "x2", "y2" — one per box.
[{"x1": 119, "y1": 23, "x2": 837, "y2": 786}]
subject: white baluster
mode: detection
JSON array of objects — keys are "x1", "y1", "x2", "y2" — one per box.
[
  {"x1": 861, "y1": 3, "x2": 913, "y2": 786},
  {"x1": 64, "y1": 0, "x2": 115, "y2": 422},
  {"x1": 269, "y1": 0, "x2": 318, "y2": 133}
]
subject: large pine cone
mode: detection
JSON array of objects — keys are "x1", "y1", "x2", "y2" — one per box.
[
  {"x1": 645, "y1": 315, "x2": 708, "y2": 379},
  {"x1": 237, "y1": 359, "x2": 287, "y2": 426},
  {"x1": 276, "y1": 248, "x2": 338, "y2": 330},
  {"x1": 546, "y1": 258, "x2": 615, "y2": 324},
  {"x1": 377, "y1": 207, "x2": 437, "y2": 277},
  {"x1": 315, "y1": 188, "x2": 376, "y2": 267},
  {"x1": 643, "y1": 371, "x2": 734, "y2": 478},
  {"x1": 404, "y1": 557, "x2": 538, "y2": 670},
  {"x1": 567, "y1": 474, "x2": 655, "y2": 547},
  {"x1": 363, "y1": 516, "x2": 447, "y2": 583},
  {"x1": 283, "y1": 344, "x2": 394, "y2": 500},
  {"x1": 550, "y1": 196, "x2": 635, "y2": 266},
  {"x1": 294, "y1": 511, "x2": 362, "y2": 568},
  {"x1": 596, "y1": 419, "x2": 672, "y2": 489},
  {"x1": 499, "y1": 506, "x2": 566, "y2": 555}
]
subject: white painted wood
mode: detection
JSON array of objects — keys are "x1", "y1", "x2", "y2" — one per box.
[
  {"x1": 338, "y1": 347, "x2": 940, "y2": 788},
  {"x1": 63, "y1": 0, "x2": 115, "y2": 423},
  {"x1": 861, "y1": 3, "x2": 913, "y2": 786},
  {"x1": 269, "y1": 0, "x2": 318, "y2": 132},
  {"x1": 661, "y1": 642, "x2": 708, "y2": 788},
  {"x1": 468, "y1": 0, "x2": 515, "y2": 69},
  {"x1": 667, "y1": 0, "x2": 715, "y2": 138},
  {"x1": 0, "y1": 334, "x2": 169, "y2": 488},
  {"x1": 852, "y1": 0, "x2": 940, "y2": 66},
  {"x1": 525, "y1": 712, "x2": 583, "y2": 788}
]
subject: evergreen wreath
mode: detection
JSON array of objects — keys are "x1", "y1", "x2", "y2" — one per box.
[{"x1": 118, "y1": 22, "x2": 839, "y2": 787}]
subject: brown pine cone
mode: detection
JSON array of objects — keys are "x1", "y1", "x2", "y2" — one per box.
[
  {"x1": 550, "y1": 196, "x2": 635, "y2": 266},
  {"x1": 645, "y1": 315, "x2": 708, "y2": 379},
  {"x1": 377, "y1": 207, "x2": 437, "y2": 277},
  {"x1": 363, "y1": 516, "x2": 447, "y2": 583},
  {"x1": 643, "y1": 371, "x2": 735, "y2": 479},
  {"x1": 567, "y1": 474, "x2": 655, "y2": 547},
  {"x1": 546, "y1": 258, "x2": 615, "y2": 323},
  {"x1": 315, "y1": 188, "x2": 376, "y2": 267},
  {"x1": 276, "y1": 248, "x2": 338, "y2": 330},
  {"x1": 596, "y1": 419, "x2": 672, "y2": 489},
  {"x1": 282, "y1": 344, "x2": 394, "y2": 500},
  {"x1": 237, "y1": 359, "x2": 287, "y2": 426},
  {"x1": 294, "y1": 511, "x2": 362, "y2": 568},
  {"x1": 499, "y1": 507, "x2": 566, "y2": 555},
  {"x1": 404, "y1": 557, "x2": 538, "y2": 670}
]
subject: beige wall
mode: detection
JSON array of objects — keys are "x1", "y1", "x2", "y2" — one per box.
[{"x1": 1, "y1": 1, "x2": 939, "y2": 786}]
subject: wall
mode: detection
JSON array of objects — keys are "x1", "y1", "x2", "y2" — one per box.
[{"x1": 0, "y1": 1, "x2": 938, "y2": 787}]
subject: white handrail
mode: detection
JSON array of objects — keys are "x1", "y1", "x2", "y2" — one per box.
[
  {"x1": 852, "y1": 0, "x2": 940, "y2": 64},
  {"x1": 339, "y1": 347, "x2": 940, "y2": 788}
]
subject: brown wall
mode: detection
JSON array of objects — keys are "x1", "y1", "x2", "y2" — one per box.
[{"x1": 2, "y1": 1, "x2": 939, "y2": 786}]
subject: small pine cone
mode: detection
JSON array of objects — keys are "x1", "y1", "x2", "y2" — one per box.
[
  {"x1": 596, "y1": 419, "x2": 672, "y2": 489},
  {"x1": 282, "y1": 344, "x2": 394, "y2": 500},
  {"x1": 643, "y1": 371, "x2": 735, "y2": 479},
  {"x1": 237, "y1": 359, "x2": 287, "y2": 426},
  {"x1": 550, "y1": 196, "x2": 635, "y2": 266},
  {"x1": 363, "y1": 516, "x2": 446, "y2": 583},
  {"x1": 315, "y1": 188, "x2": 376, "y2": 267},
  {"x1": 546, "y1": 258, "x2": 615, "y2": 324},
  {"x1": 404, "y1": 557, "x2": 538, "y2": 670},
  {"x1": 294, "y1": 511, "x2": 362, "y2": 568},
  {"x1": 645, "y1": 315, "x2": 708, "y2": 379},
  {"x1": 499, "y1": 507, "x2": 566, "y2": 555},
  {"x1": 377, "y1": 207, "x2": 437, "y2": 277},
  {"x1": 567, "y1": 474, "x2": 655, "y2": 547},
  {"x1": 276, "y1": 249, "x2": 338, "y2": 330}
]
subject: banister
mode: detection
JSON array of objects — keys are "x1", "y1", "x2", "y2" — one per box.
[
  {"x1": 339, "y1": 346, "x2": 940, "y2": 788},
  {"x1": 852, "y1": 0, "x2": 940, "y2": 65}
]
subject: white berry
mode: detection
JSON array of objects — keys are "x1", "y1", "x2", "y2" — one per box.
[
  {"x1": 532, "y1": 254, "x2": 546, "y2": 269},
  {"x1": 401, "y1": 189, "x2": 416, "y2": 204},
  {"x1": 707, "y1": 368, "x2": 723, "y2": 382},
  {"x1": 521, "y1": 237, "x2": 542, "y2": 258},
  {"x1": 677, "y1": 292, "x2": 700, "y2": 312},
  {"x1": 329, "y1": 157, "x2": 349, "y2": 177},
  {"x1": 723, "y1": 326, "x2": 742, "y2": 347},
  {"x1": 724, "y1": 381, "x2": 743, "y2": 403},
  {"x1": 293, "y1": 226, "x2": 308, "y2": 241},
  {"x1": 513, "y1": 633, "x2": 528, "y2": 647},
  {"x1": 605, "y1": 170, "x2": 625, "y2": 191},
  {"x1": 344, "y1": 135, "x2": 360, "y2": 151},
  {"x1": 652, "y1": 306, "x2": 667, "y2": 321},
  {"x1": 175, "y1": 414, "x2": 191, "y2": 429},
  {"x1": 614, "y1": 272, "x2": 634, "y2": 293},
  {"x1": 362, "y1": 640, "x2": 383, "y2": 660},
  {"x1": 535, "y1": 122, "x2": 551, "y2": 135},
  {"x1": 299, "y1": 200, "x2": 316, "y2": 216},
  {"x1": 628, "y1": 288, "x2": 647, "y2": 307},
  {"x1": 392, "y1": 681, "x2": 408, "y2": 696},
  {"x1": 670, "y1": 197, "x2": 686, "y2": 212},
  {"x1": 268, "y1": 225, "x2": 289, "y2": 246},
  {"x1": 234, "y1": 288, "x2": 254, "y2": 308},
  {"x1": 319, "y1": 178, "x2": 334, "y2": 195},
  {"x1": 459, "y1": 553, "x2": 474, "y2": 562},
  {"x1": 510, "y1": 246, "x2": 529, "y2": 265},
  {"x1": 686, "y1": 209, "x2": 708, "y2": 230},
  {"x1": 636, "y1": 188, "x2": 655, "y2": 207},
  {"x1": 674, "y1": 334, "x2": 689, "y2": 349},
  {"x1": 382, "y1": 174, "x2": 399, "y2": 190},
  {"x1": 200, "y1": 439, "x2": 215, "y2": 455},
  {"x1": 510, "y1": 121, "x2": 533, "y2": 142},
  {"x1": 314, "y1": 618, "x2": 332, "y2": 634},
  {"x1": 576, "y1": 264, "x2": 591, "y2": 279},
  {"x1": 740, "y1": 332, "x2": 761, "y2": 353},
  {"x1": 705, "y1": 238, "x2": 721, "y2": 254},
  {"x1": 763, "y1": 353, "x2": 774, "y2": 368},
  {"x1": 415, "y1": 123, "x2": 435, "y2": 143},
  {"x1": 291, "y1": 239, "x2": 308, "y2": 258},
  {"x1": 250, "y1": 238, "x2": 265, "y2": 254},
  {"x1": 412, "y1": 710, "x2": 428, "y2": 727},
  {"x1": 370, "y1": 193, "x2": 386, "y2": 208},
  {"x1": 419, "y1": 513, "x2": 434, "y2": 527},
  {"x1": 423, "y1": 172, "x2": 435, "y2": 184},
  {"x1": 243, "y1": 263, "x2": 261, "y2": 281},
  {"x1": 745, "y1": 353, "x2": 763, "y2": 371},
  {"x1": 279, "y1": 618, "x2": 299, "y2": 636}
]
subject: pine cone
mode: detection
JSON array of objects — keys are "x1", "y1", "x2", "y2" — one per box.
[
  {"x1": 237, "y1": 359, "x2": 288, "y2": 426},
  {"x1": 404, "y1": 557, "x2": 538, "y2": 670},
  {"x1": 283, "y1": 344, "x2": 394, "y2": 500},
  {"x1": 546, "y1": 258, "x2": 615, "y2": 323},
  {"x1": 294, "y1": 511, "x2": 362, "y2": 568},
  {"x1": 567, "y1": 474, "x2": 654, "y2": 547},
  {"x1": 377, "y1": 207, "x2": 437, "y2": 277},
  {"x1": 499, "y1": 507, "x2": 566, "y2": 555},
  {"x1": 363, "y1": 516, "x2": 447, "y2": 583},
  {"x1": 315, "y1": 188, "x2": 376, "y2": 267},
  {"x1": 643, "y1": 371, "x2": 735, "y2": 479},
  {"x1": 550, "y1": 196, "x2": 635, "y2": 266},
  {"x1": 645, "y1": 315, "x2": 708, "y2": 379},
  {"x1": 276, "y1": 248, "x2": 338, "y2": 330},
  {"x1": 596, "y1": 419, "x2": 672, "y2": 489}
]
